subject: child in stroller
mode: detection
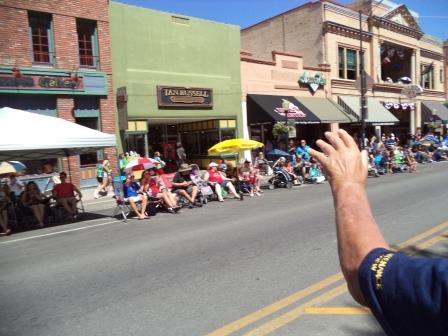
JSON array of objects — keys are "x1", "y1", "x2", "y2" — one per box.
[
  {"x1": 270, "y1": 157, "x2": 294, "y2": 188},
  {"x1": 189, "y1": 164, "x2": 214, "y2": 205}
]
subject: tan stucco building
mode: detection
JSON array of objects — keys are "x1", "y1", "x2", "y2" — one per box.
[
  {"x1": 241, "y1": 50, "x2": 352, "y2": 147},
  {"x1": 242, "y1": 0, "x2": 448, "y2": 141}
]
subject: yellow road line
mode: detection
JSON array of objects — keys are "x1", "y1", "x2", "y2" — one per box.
[
  {"x1": 395, "y1": 221, "x2": 448, "y2": 249},
  {"x1": 242, "y1": 284, "x2": 348, "y2": 336},
  {"x1": 206, "y1": 272, "x2": 344, "y2": 336},
  {"x1": 414, "y1": 233, "x2": 447, "y2": 251},
  {"x1": 304, "y1": 307, "x2": 371, "y2": 315},
  {"x1": 207, "y1": 222, "x2": 448, "y2": 336}
]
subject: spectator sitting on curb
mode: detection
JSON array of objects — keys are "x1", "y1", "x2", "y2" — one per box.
[{"x1": 308, "y1": 129, "x2": 448, "y2": 336}]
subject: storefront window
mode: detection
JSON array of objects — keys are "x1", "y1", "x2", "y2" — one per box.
[
  {"x1": 182, "y1": 132, "x2": 200, "y2": 155},
  {"x1": 199, "y1": 130, "x2": 219, "y2": 155},
  {"x1": 75, "y1": 117, "x2": 99, "y2": 166},
  {"x1": 220, "y1": 128, "x2": 236, "y2": 141},
  {"x1": 125, "y1": 133, "x2": 146, "y2": 157},
  {"x1": 381, "y1": 44, "x2": 412, "y2": 83},
  {"x1": 421, "y1": 64, "x2": 434, "y2": 89},
  {"x1": 338, "y1": 47, "x2": 357, "y2": 80}
]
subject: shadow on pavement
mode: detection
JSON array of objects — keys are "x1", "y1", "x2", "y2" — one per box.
[
  {"x1": 11, "y1": 212, "x2": 112, "y2": 234},
  {"x1": 341, "y1": 326, "x2": 384, "y2": 336},
  {"x1": 400, "y1": 239, "x2": 448, "y2": 258}
]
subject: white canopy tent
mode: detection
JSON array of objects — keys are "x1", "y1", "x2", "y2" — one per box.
[{"x1": 0, "y1": 107, "x2": 117, "y2": 161}]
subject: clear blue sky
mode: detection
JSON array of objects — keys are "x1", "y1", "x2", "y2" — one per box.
[{"x1": 115, "y1": 0, "x2": 448, "y2": 40}]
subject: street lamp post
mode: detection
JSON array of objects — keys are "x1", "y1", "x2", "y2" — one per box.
[
  {"x1": 359, "y1": 10, "x2": 368, "y2": 149},
  {"x1": 282, "y1": 100, "x2": 289, "y2": 151}
]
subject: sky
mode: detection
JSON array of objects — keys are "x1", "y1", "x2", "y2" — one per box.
[{"x1": 116, "y1": 0, "x2": 448, "y2": 40}]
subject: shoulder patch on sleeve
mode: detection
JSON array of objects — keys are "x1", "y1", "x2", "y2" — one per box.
[{"x1": 370, "y1": 253, "x2": 395, "y2": 290}]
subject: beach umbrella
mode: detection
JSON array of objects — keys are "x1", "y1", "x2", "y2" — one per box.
[
  {"x1": 125, "y1": 157, "x2": 158, "y2": 172},
  {"x1": 0, "y1": 161, "x2": 17, "y2": 175},
  {"x1": 208, "y1": 139, "x2": 264, "y2": 156},
  {"x1": 8, "y1": 161, "x2": 26, "y2": 172}
]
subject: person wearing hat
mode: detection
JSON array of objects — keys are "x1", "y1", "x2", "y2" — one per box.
[
  {"x1": 204, "y1": 162, "x2": 241, "y2": 202},
  {"x1": 171, "y1": 163, "x2": 199, "y2": 208}
]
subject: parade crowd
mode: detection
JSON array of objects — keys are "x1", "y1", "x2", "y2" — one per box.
[{"x1": 1, "y1": 131, "x2": 447, "y2": 233}]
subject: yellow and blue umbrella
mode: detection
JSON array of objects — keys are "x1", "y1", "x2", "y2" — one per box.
[{"x1": 208, "y1": 138, "x2": 264, "y2": 156}]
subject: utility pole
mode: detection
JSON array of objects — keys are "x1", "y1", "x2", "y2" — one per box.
[{"x1": 359, "y1": 10, "x2": 368, "y2": 149}]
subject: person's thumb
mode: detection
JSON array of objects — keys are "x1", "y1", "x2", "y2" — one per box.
[{"x1": 360, "y1": 150, "x2": 369, "y2": 170}]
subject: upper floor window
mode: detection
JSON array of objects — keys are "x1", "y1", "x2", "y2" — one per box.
[
  {"x1": 77, "y1": 19, "x2": 99, "y2": 68},
  {"x1": 440, "y1": 68, "x2": 444, "y2": 84},
  {"x1": 338, "y1": 47, "x2": 357, "y2": 80},
  {"x1": 421, "y1": 63, "x2": 434, "y2": 89},
  {"x1": 28, "y1": 12, "x2": 54, "y2": 65}
]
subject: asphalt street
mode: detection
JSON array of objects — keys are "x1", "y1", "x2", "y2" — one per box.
[{"x1": 1, "y1": 163, "x2": 447, "y2": 336}]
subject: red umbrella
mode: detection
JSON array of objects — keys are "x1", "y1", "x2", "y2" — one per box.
[{"x1": 125, "y1": 158, "x2": 158, "y2": 172}]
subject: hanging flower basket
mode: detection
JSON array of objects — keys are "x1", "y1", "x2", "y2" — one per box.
[{"x1": 272, "y1": 122, "x2": 289, "y2": 137}]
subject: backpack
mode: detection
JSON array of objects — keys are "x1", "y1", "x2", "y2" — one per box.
[{"x1": 96, "y1": 163, "x2": 103, "y2": 177}]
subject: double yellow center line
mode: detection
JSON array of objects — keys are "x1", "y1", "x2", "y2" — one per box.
[{"x1": 207, "y1": 221, "x2": 448, "y2": 336}]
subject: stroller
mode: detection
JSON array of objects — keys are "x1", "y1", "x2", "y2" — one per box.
[
  {"x1": 267, "y1": 157, "x2": 294, "y2": 189},
  {"x1": 189, "y1": 164, "x2": 214, "y2": 204}
]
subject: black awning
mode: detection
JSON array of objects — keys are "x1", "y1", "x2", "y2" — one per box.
[
  {"x1": 247, "y1": 94, "x2": 321, "y2": 124},
  {"x1": 421, "y1": 101, "x2": 448, "y2": 122}
]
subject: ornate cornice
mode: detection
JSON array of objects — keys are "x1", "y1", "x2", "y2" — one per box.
[
  {"x1": 331, "y1": 78, "x2": 357, "y2": 90},
  {"x1": 370, "y1": 16, "x2": 423, "y2": 40},
  {"x1": 303, "y1": 65, "x2": 331, "y2": 73},
  {"x1": 382, "y1": 4, "x2": 421, "y2": 31},
  {"x1": 323, "y1": 2, "x2": 368, "y2": 22},
  {"x1": 420, "y1": 49, "x2": 444, "y2": 61},
  {"x1": 372, "y1": 83, "x2": 403, "y2": 94},
  {"x1": 240, "y1": 56, "x2": 275, "y2": 66},
  {"x1": 323, "y1": 21, "x2": 372, "y2": 42}
]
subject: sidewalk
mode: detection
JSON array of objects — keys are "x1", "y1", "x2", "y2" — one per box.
[{"x1": 81, "y1": 186, "x2": 114, "y2": 203}]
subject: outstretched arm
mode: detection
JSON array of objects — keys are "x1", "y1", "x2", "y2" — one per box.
[{"x1": 308, "y1": 129, "x2": 389, "y2": 305}]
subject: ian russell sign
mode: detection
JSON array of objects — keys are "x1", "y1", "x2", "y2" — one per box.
[{"x1": 157, "y1": 86, "x2": 213, "y2": 108}]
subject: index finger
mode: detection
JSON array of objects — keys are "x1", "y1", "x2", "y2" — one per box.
[
  {"x1": 307, "y1": 148, "x2": 329, "y2": 167},
  {"x1": 337, "y1": 129, "x2": 357, "y2": 149}
]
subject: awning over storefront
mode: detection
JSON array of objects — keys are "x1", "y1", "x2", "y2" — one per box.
[
  {"x1": 247, "y1": 94, "x2": 321, "y2": 124},
  {"x1": 421, "y1": 101, "x2": 448, "y2": 123},
  {"x1": 295, "y1": 97, "x2": 354, "y2": 123},
  {"x1": 337, "y1": 96, "x2": 399, "y2": 125}
]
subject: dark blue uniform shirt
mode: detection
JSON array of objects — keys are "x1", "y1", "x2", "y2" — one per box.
[{"x1": 359, "y1": 248, "x2": 448, "y2": 336}]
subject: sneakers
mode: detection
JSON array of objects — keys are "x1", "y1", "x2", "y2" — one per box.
[
  {"x1": 167, "y1": 207, "x2": 176, "y2": 214},
  {"x1": 250, "y1": 193, "x2": 254, "y2": 197},
  {"x1": 255, "y1": 192, "x2": 261, "y2": 196}
]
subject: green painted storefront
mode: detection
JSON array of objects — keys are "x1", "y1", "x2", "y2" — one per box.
[{"x1": 109, "y1": 2, "x2": 243, "y2": 168}]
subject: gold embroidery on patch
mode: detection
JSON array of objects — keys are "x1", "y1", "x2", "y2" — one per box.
[{"x1": 370, "y1": 253, "x2": 395, "y2": 290}]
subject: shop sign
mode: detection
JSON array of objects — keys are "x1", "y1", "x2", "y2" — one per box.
[
  {"x1": 274, "y1": 100, "x2": 306, "y2": 118},
  {"x1": 400, "y1": 84, "x2": 423, "y2": 98},
  {"x1": 298, "y1": 72, "x2": 326, "y2": 92},
  {"x1": 157, "y1": 85, "x2": 213, "y2": 108},
  {"x1": 0, "y1": 73, "x2": 83, "y2": 90},
  {"x1": 384, "y1": 102, "x2": 415, "y2": 110}
]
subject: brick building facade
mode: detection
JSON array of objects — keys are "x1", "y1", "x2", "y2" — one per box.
[
  {"x1": 242, "y1": 0, "x2": 448, "y2": 140},
  {"x1": 0, "y1": 0, "x2": 117, "y2": 187}
]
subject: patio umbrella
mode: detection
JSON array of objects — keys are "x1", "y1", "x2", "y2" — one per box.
[
  {"x1": 125, "y1": 157, "x2": 158, "y2": 172},
  {"x1": 266, "y1": 149, "x2": 293, "y2": 158},
  {"x1": 0, "y1": 161, "x2": 17, "y2": 175},
  {"x1": 8, "y1": 161, "x2": 26, "y2": 172},
  {"x1": 208, "y1": 139, "x2": 264, "y2": 156}
]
